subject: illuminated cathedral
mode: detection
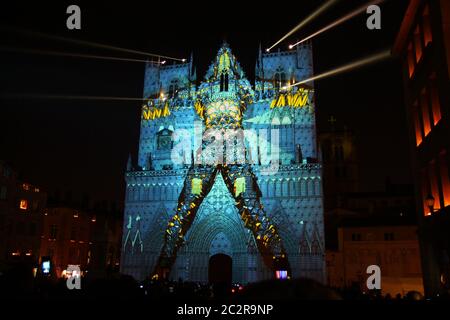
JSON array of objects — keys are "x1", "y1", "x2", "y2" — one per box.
[{"x1": 121, "y1": 42, "x2": 325, "y2": 284}]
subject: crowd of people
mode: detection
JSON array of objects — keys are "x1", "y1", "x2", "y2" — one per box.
[{"x1": 1, "y1": 267, "x2": 449, "y2": 301}]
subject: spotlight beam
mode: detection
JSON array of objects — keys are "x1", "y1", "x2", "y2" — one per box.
[
  {"x1": 284, "y1": 50, "x2": 391, "y2": 88},
  {"x1": 267, "y1": 0, "x2": 339, "y2": 51},
  {"x1": 0, "y1": 93, "x2": 147, "y2": 102},
  {"x1": 0, "y1": 47, "x2": 165, "y2": 64},
  {"x1": 1, "y1": 27, "x2": 185, "y2": 62},
  {"x1": 289, "y1": 0, "x2": 384, "y2": 49}
]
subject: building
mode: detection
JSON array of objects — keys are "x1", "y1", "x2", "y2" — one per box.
[
  {"x1": 324, "y1": 181, "x2": 416, "y2": 250},
  {"x1": 319, "y1": 123, "x2": 359, "y2": 211},
  {"x1": 0, "y1": 160, "x2": 47, "y2": 270},
  {"x1": 326, "y1": 223, "x2": 423, "y2": 296},
  {"x1": 40, "y1": 207, "x2": 94, "y2": 277},
  {"x1": 39, "y1": 206, "x2": 123, "y2": 279},
  {"x1": 393, "y1": 0, "x2": 450, "y2": 296},
  {"x1": 120, "y1": 42, "x2": 326, "y2": 283}
]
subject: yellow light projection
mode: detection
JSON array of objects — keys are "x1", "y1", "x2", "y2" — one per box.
[
  {"x1": 142, "y1": 102, "x2": 170, "y2": 120},
  {"x1": 191, "y1": 178, "x2": 202, "y2": 195},
  {"x1": 218, "y1": 51, "x2": 231, "y2": 73},
  {"x1": 234, "y1": 177, "x2": 246, "y2": 197},
  {"x1": 194, "y1": 101, "x2": 205, "y2": 119},
  {"x1": 270, "y1": 89, "x2": 310, "y2": 109}
]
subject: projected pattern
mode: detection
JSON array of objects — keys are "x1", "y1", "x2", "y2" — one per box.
[{"x1": 121, "y1": 43, "x2": 325, "y2": 284}]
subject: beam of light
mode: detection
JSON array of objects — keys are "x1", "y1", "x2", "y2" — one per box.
[
  {"x1": 1, "y1": 26, "x2": 185, "y2": 62},
  {"x1": 0, "y1": 47, "x2": 166, "y2": 64},
  {"x1": 267, "y1": 0, "x2": 339, "y2": 52},
  {"x1": 0, "y1": 93, "x2": 147, "y2": 102},
  {"x1": 289, "y1": 0, "x2": 384, "y2": 49},
  {"x1": 283, "y1": 50, "x2": 391, "y2": 88}
]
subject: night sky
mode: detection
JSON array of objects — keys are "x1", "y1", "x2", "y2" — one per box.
[{"x1": 0, "y1": 0, "x2": 410, "y2": 207}]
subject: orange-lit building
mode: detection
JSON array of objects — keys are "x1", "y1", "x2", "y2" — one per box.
[
  {"x1": 39, "y1": 206, "x2": 123, "y2": 278},
  {"x1": 393, "y1": 0, "x2": 450, "y2": 296},
  {"x1": 40, "y1": 207, "x2": 94, "y2": 277},
  {"x1": 327, "y1": 224, "x2": 423, "y2": 296},
  {"x1": 0, "y1": 160, "x2": 47, "y2": 268}
]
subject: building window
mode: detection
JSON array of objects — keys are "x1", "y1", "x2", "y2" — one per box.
[
  {"x1": 384, "y1": 233, "x2": 394, "y2": 241},
  {"x1": 274, "y1": 69, "x2": 286, "y2": 91},
  {"x1": 413, "y1": 100, "x2": 423, "y2": 146},
  {"x1": 407, "y1": 42, "x2": 415, "y2": 78},
  {"x1": 420, "y1": 88, "x2": 432, "y2": 137},
  {"x1": 219, "y1": 73, "x2": 229, "y2": 92},
  {"x1": 422, "y1": 5, "x2": 432, "y2": 46},
  {"x1": 413, "y1": 25, "x2": 423, "y2": 63},
  {"x1": 156, "y1": 129, "x2": 173, "y2": 150},
  {"x1": 430, "y1": 78, "x2": 442, "y2": 125},
  {"x1": 429, "y1": 160, "x2": 441, "y2": 211},
  {"x1": 50, "y1": 224, "x2": 58, "y2": 240},
  {"x1": 439, "y1": 151, "x2": 450, "y2": 207},
  {"x1": 421, "y1": 168, "x2": 431, "y2": 216},
  {"x1": 351, "y1": 233, "x2": 361, "y2": 241},
  {"x1": 168, "y1": 79, "x2": 179, "y2": 98},
  {"x1": 19, "y1": 199, "x2": 28, "y2": 210},
  {"x1": 0, "y1": 186, "x2": 6, "y2": 200}
]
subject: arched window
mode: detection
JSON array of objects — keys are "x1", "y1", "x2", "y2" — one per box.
[
  {"x1": 224, "y1": 73, "x2": 229, "y2": 91},
  {"x1": 274, "y1": 68, "x2": 286, "y2": 91},
  {"x1": 220, "y1": 74, "x2": 224, "y2": 91},
  {"x1": 219, "y1": 73, "x2": 229, "y2": 92},
  {"x1": 168, "y1": 79, "x2": 179, "y2": 98}
]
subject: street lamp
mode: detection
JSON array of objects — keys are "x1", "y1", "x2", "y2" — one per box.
[{"x1": 426, "y1": 194, "x2": 435, "y2": 215}]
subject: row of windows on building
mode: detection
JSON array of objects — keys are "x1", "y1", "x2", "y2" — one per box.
[
  {"x1": 163, "y1": 68, "x2": 297, "y2": 99},
  {"x1": 412, "y1": 75, "x2": 442, "y2": 146},
  {"x1": 421, "y1": 150, "x2": 450, "y2": 215},
  {"x1": 351, "y1": 232, "x2": 396, "y2": 241},
  {"x1": 126, "y1": 178, "x2": 322, "y2": 202},
  {"x1": 406, "y1": 4, "x2": 432, "y2": 78},
  {"x1": 0, "y1": 184, "x2": 40, "y2": 202}
]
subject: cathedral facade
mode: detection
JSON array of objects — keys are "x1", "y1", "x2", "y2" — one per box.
[{"x1": 121, "y1": 42, "x2": 325, "y2": 284}]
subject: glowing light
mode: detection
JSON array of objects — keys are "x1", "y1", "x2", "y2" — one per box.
[
  {"x1": 19, "y1": 199, "x2": 28, "y2": 210},
  {"x1": 270, "y1": 89, "x2": 310, "y2": 108},
  {"x1": 285, "y1": 50, "x2": 391, "y2": 87},
  {"x1": 0, "y1": 47, "x2": 163, "y2": 64},
  {"x1": 191, "y1": 178, "x2": 202, "y2": 195},
  {"x1": 3, "y1": 27, "x2": 184, "y2": 62},
  {"x1": 0, "y1": 93, "x2": 147, "y2": 102},
  {"x1": 290, "y1": 0, "x2": 385, "y2": 49},
  {"x1": 267, "y1": 0, "x2": 339, "y2": 51}
]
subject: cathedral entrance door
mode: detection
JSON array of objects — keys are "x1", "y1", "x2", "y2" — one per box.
[{"x1": 208, "y1": 253, "x2": 232, "y2": 296}]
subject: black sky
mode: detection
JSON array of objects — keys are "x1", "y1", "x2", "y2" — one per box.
[{"x1": 0, "y1": 0, "x2": 411, "y2": 206}]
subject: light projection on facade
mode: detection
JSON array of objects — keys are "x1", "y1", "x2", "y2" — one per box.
[{"x1": 121, "y1": 42, "x2": 325, "y2": 284}]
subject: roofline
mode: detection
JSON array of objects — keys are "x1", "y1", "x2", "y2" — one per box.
[{"x1": 392, "y1": 0, "x2": 421, "y2": 55}]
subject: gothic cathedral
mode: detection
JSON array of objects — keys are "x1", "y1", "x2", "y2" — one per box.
[{"x1": 121, "y1": 42, "x2": 325, "y2": 284}]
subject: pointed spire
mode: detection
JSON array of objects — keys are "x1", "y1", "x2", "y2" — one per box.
[
  {"x1": 192, "y1": 66, "x2": 197, "y2": 82},
  {"x1": 189, "y1": 52, "x2": 195, "y2": 79},
  {"x1": 127, "y1": 154, "x2": 132, "y2": 171}
]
